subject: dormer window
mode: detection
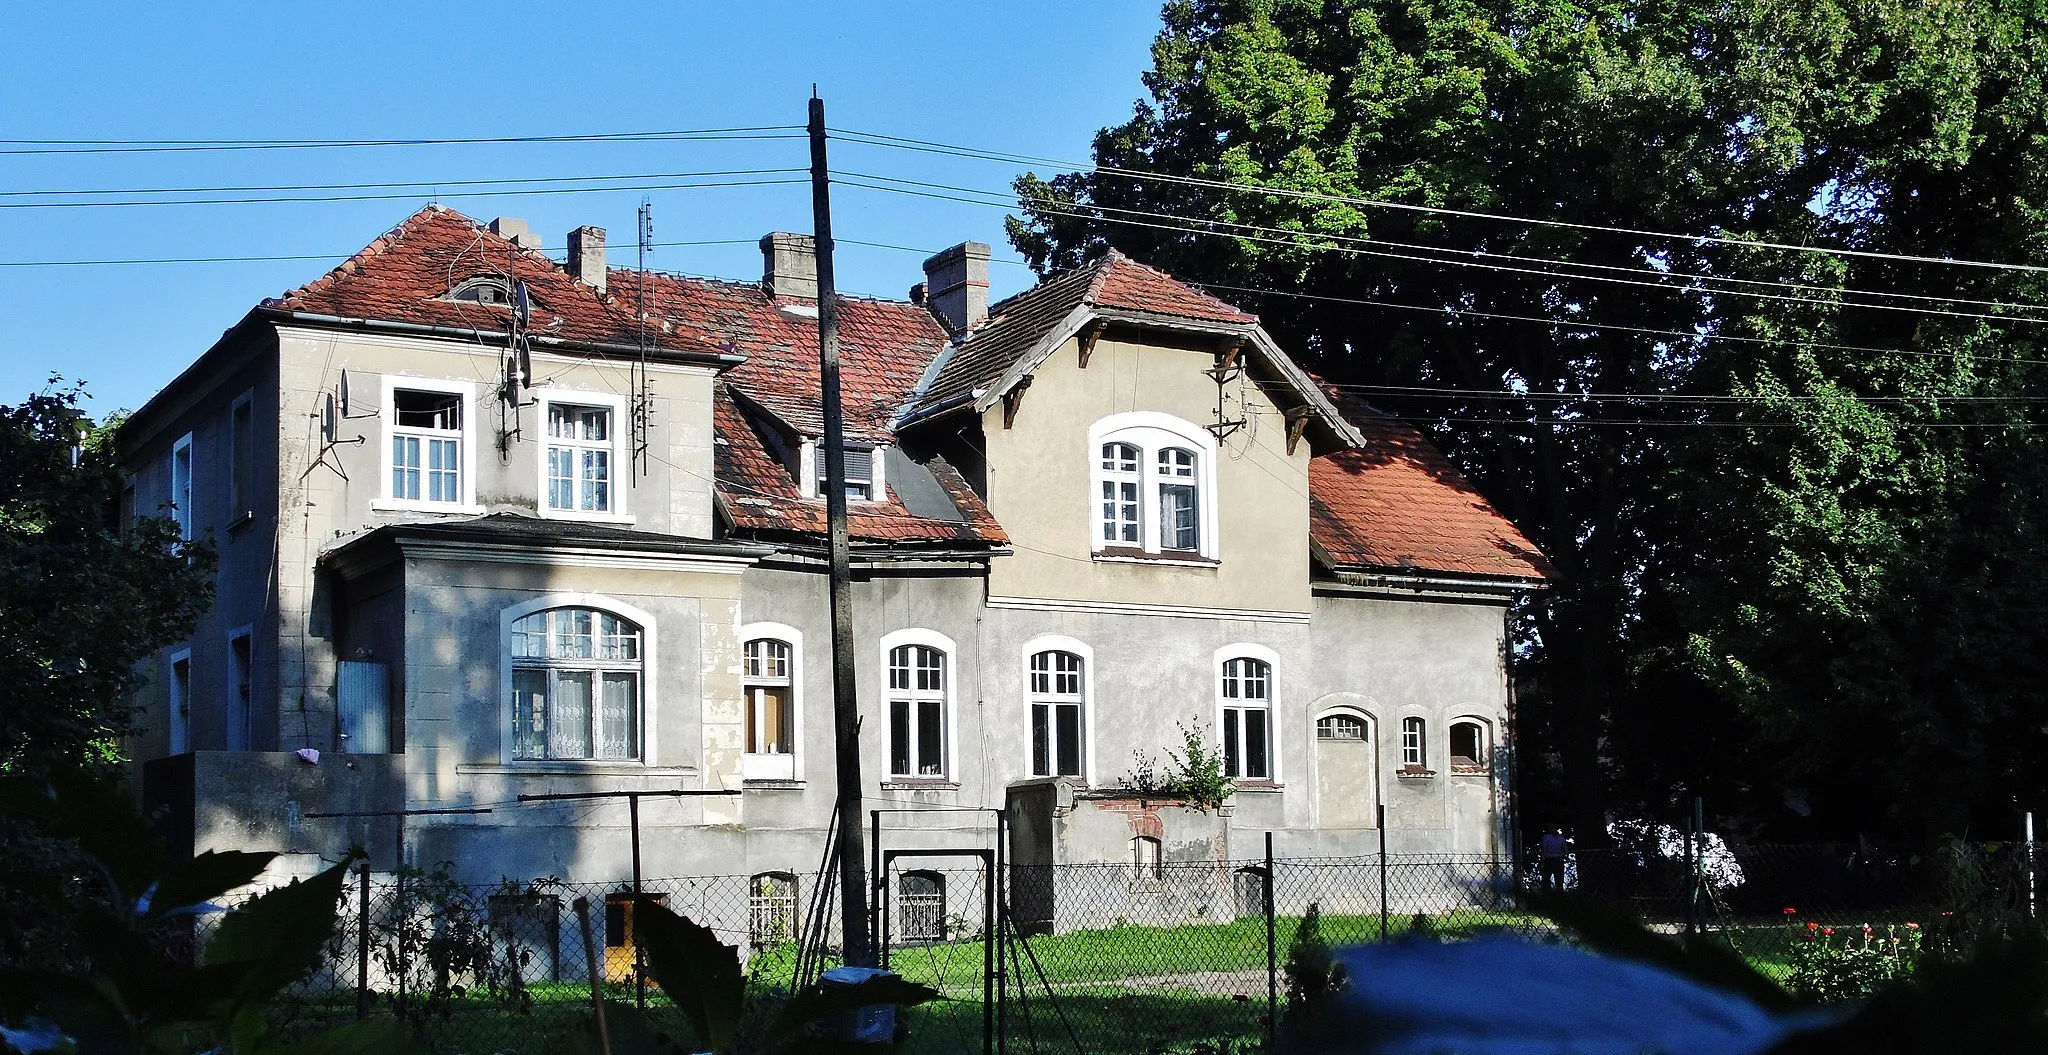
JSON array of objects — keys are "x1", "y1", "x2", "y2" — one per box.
[
  {"x1": 1088, "y1": 413, "x2": 1219, "y2": 561},
  {"x1": 802, "y1": 441, "x2": 884, "y2": 503},
  {"x1": 447, "y1": 277, "x2": 513, "y2": 306}
]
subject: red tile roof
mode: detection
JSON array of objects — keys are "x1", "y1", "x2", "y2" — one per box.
[
  {"x1": 267, "y1": 206, "x2": 724, "y2": 359},
  {"x1": 1310, "y1": 395, "x2": 1552, "y2": 581},
  {"x1": 913, "y1": 249, "x2": 1256, "y2": 411},
  {"x1": 607, "y1": 270, "x2": 1004, "y2": 545}
]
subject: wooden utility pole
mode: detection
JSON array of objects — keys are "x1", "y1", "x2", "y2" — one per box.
[{"x1": 809, "y1": 90, "x2": 874, "y2": 967}]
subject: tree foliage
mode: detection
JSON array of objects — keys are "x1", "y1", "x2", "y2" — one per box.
[
  {"x1": 0, "y1": 381, "x2": 215, "y2": 776},
  {"x1": 1009, "y1": 0, "x2": 2048, "y2": 840}
]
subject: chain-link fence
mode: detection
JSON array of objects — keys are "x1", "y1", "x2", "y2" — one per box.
[{"x1": 209, "y1": 840, "x2": 2047, "y2": 1054}]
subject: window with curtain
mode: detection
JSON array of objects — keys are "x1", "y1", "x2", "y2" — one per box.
[
  {"x1": 743, "y1": 638, "x2": 794, "y2": 756},
  {"x1": 510, "y1": 607, "x2": 642, "y2": 760},
  {"x1": 546, "y1": 403, "x2": 613, "y2": 513}
]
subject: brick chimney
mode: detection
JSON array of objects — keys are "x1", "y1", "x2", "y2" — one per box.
[
  {"x1": 566, "y1": 226, "x2": 606, "y2": 293},
  {"x1": 488, "y1": 217, "x2": 542, "y2": 250},
  {"x1": 760, "y1": 233, "x2": 818, "y2": 300},
  {"x1": 922, "y1": 242, "x2": 991, "y2": 331}
]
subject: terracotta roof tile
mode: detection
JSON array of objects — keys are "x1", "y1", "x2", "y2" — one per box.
[
  {"x1": 268, "y1": 206, "x2": 722, "y2": 358},
  {"x1": 1309, "y1": 393, "x2": 1552, "y2": 581},
  {"x1": 912, "y1": 249, "x2": 1256, "y2": 414}
]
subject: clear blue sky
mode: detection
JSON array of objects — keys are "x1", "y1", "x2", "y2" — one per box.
[{"x1": 0, "y1": 2, "x2": 1165, "y2": 414}]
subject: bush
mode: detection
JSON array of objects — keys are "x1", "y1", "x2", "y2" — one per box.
[{"x1": 1788, "y1": 921, "x2": 1922, "y2": 1002}]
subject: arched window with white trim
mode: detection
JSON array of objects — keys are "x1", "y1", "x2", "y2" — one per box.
[
  {"x1": 885, "y1": 632, "x2": 952, "y2": 779},
  {"x1": 1219, "y1": 655, "x2": 1273, "y2": 781},
  {"x1": 510, "y1": 606, "x2": 643, "y2": 760},
  {"x1": 1449, "y1": 718, "x2": 1489, "y2": 774},
  {"x1": 1029, "y1": 650, "x2": 1086, "y2": 778},
  {"x1": 1089, "y1": 413, "x2": 1219, "y2": 560},
  {"x1": 741, "y1": 625, "x2": 801, "y2": 781}
]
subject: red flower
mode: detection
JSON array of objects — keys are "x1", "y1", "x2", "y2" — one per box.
[
  {"x1": 1906, "y1": 921, "x2": 1921, "y2": 930},
  {"x1": 1823, "y1": 927, "x2": 1836, "y2": 936},
  {"x1": 1783, "y1": 906, "x2": 1798, "y2": 915},
  {"x1": 1808, "y1": 922, "x2": 1820, "y2": 931}
]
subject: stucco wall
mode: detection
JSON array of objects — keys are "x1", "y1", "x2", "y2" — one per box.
[{"x1": 977, "y1": 331, "x2": 1312, "y2": 615}]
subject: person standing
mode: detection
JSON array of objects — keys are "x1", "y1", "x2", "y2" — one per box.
[{"x1": 1539, "y1": 828, "x2": 1572, "y2": 890}]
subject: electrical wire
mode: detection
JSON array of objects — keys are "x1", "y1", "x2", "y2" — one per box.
[
  {"x1": 0, "y1": 127, "x2": 804, "y2": 155},
  {"x1": 0, "y1": 176, "x2": 807, "y2": 210},
  {"x1": 0, "y1": 239, "x2": 764, "y2": 269},
  {"x1": 835, "y1": 173, "x2": 2048, "y2": 326},
  {"x1": 0, "y1": 168, "x2": 808, "y2": 199},
  {"x1": 831, "y1": 126, "x2": 2048, "y2": 275}
]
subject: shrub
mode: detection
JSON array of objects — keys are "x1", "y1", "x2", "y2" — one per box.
[{"x1": 1788, "y1": 921, "x2": 1922, "y2": 1002}]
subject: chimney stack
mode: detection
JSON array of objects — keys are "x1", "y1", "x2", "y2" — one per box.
[
  {"x1": 760, "y1": 233, "x2": 818, "y2": 300},
  {"x1": 488, "y1": 217, "x2": 543, "y2": 251},
  {"x1": 567, "y1": 226, "x2": 607, "y2": 293},
  {"x1": 922, "y1": 242, "x2": 992, "y2": 332}
]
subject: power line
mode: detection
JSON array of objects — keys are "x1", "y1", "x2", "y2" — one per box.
[
  {"x1": 1257, "y1": 378, "x2": 2048, "y2": 406},
  {"x1": 831, "y1": 127, "x2": 2048, "y2": 275},
  {"x1": 0, "y1": 176, "x2": 806, "y2": 210},
  {"x1": 0, "y1": 127, "x2": 805, "y2": 155},
  {"x1": 0, "y1": 168, "x2": 807, "y2": 199},
  {"x1": 836, "y1": 173, "x2": 2048, "y2": 326},
  {"x1": 0, "y1": 239, "x2": 764, "y2": 269}
]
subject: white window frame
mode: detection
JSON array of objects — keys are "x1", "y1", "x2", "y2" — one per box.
[
  {"x1": 226, "y1": 625, "x2": 254, "y2": 751},
  {"x1": 1088, "y1": 412, "x2": 1220, "y2": 561},
  {"x1": 169, "y1": 432, "x2": 194, "y2": 542},
  {"x1": 1401, "y1": 716, "x2": 1430, "y2": 772},
  {"x1": 1214, "y1": 643, "x2": 1280, "y2": 783},
  {"x1": 535, "y1": 389, "x2": 632, "y2": 523},
  {"x1": 228, "y1": 390, "x2": 255, "y2": 522},
  {"x1": 498, "y1": 594, "x2": 659, "y2": 767},
  {"x1": 881, "y1": 627, "x2": 957, "y2": 781},
  {"x1": 800, "y1": 439, "x2": 887, "y2": 503},
  {"x1": 1314, "y1": 708, "x2": 1372, "y2": 743},
  {"x1": 167, "y1": 648, "x2": 193, "y2": 755},
  {"x1": 376, "y1": 374, "x2": 482, "y2": 514},
  {"x1": 1448, "y1": 716, "x2": 1491, "y2": 774},
  {"x1": 740, "y1": 622, "x2": 804, "y2": 781},
  {"x1": 1021, "y1": 634, "x2": 1096, "y2": 784}
]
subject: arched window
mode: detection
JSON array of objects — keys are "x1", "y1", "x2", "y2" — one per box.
[
  {"x1": 888, "y1": 643, "x2": 948, "y2": 778},
  {"x1": 1401, "y1": 716, "x2": 1428, "y2": 771},
  {"x1": 743, "y1": 637, "x2": 795, "y2": 775},
  {"x1": 1316, "y1": 714, "x2": 1368, "y2": 741},
  {"x1": 447, "y1": 277, "x2": 512, "y2": 305},
  {"x1": 510, "y1": 607, "x2": 642, "y2": 760},
  {"x1": 1219, "y1": 656, "x2": 1272, "y2": 780},
  {"x1": 1449, "y1": 720, "x2": 1488, "y2": 773},
  {"x1": 1131, "y1": 836, "x2": 1163, "y2": 880},
  {"x1": 1089, "y1": 414, "x2": 1218, "y2": 560},
  {"x1": 898, "y1": 871, "x2": 946, "y2": 945},
  {"x1": 1029, "y1": 650, "x2": 1085, "y2": 778},
  {"x1": 748, "y1": 872, "x2": 799, "y2": 949}
]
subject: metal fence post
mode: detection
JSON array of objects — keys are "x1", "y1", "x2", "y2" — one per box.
[
  {"x1": 356, "y1": 861, "x2": 371, "y2": 1020},
  {"x1": 1377, "y1": 804, "x2": 1389, "y2": 939},
  {"x1": 1264, "y1": 832, "x2": 1277, "y2": 1052}
]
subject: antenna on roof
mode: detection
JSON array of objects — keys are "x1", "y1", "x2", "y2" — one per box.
[{"x1": 632, "y1": 198, "x2": 655, "y2": 479}]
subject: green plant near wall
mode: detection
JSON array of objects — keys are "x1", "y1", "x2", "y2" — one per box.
[
  {"x1": 0, "y1": 773, "x2": 406, "y2": 1054},
  {"x1": 1123, "y1": 722, "x2": 1236, "y2": 812}
]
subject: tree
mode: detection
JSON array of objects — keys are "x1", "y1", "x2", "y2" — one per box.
[
  {"x1": 1008, "y1": 0, "x2": 2048, "y2": 840},
  {"x1": 0, "y1": 381, "x2": 215, "y2": 777},
  {"x1": 1, "y1": 381, "x2": 215, "y2": 970}
]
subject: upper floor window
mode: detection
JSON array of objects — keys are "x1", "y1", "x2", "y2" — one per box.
[
  {"x1": 229, "y1": 394, "x2": 255, "y2": 520},
  {"x1": 1089, "y1": 413, "x2": 1218, "y2": 560},
  {"x1": 1316, "y1": 714, "x2": 1368, "y2": 741},
  {"x1": 447, "y1": 277, "x2": 513, "y2": 305},
  {"x1": 813, "y1": 444, "x2": 877, "y2": 502},
  {"x1": 1028, "y1": 650, "x2": 1085, "y2": 778},
  {"x1": 1219, "y1": 656, "x2": 1272, "y2": 780},
  {"x1": 169, "y1": 433, "x2": 194, "y2": 541},
  {"x1": 385, "y1": 381, "x2": 473, "y2": 509},
  {"x1": 547, "y1": 403, "x2": 613, "y2": 513},
  {"x1": 743, "y1": 638, "x2": 794, "y2": 757},
  {"x1": 886, "y1": 635, "x2": 950, "y2": 779},
  {"x1": 509, "y1": 606, "x2": 642, "y2": 760}
]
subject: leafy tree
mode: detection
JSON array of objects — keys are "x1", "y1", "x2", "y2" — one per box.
[
  {"x1": 1, "y1": 381, "x2": 215, "y2": 776},
  {"x1": 1, "y1": 381, "x2": 216, "y2": 970},
  {"x1": 1008, "y1": 0, "x2": 2048, "y2": 841}
]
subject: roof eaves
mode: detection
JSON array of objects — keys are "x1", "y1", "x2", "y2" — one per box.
[
  {"x1": 970, "y1": 302, "x2": 1099, "y2": 415},
  {"x1": 1246, "y1": 327, "x2": 1365, "y2": 450}
]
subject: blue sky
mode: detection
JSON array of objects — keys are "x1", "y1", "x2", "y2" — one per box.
[{"x1": 0, "y1": 2, "x2": 1164, "y2": 414}]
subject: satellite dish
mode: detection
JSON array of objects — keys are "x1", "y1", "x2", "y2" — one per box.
[
  {"x1": 322, "y1": 392, "x2": 337, "y2": 444},
  {"x1": 517, "y1": 335, "x2": 534, "y2": 391},
  {"x1": 338, "y1": 369, "x2": 351, "y2": 416},
  {"x1": 513, "y1": 281, "x2": 532, "y2": 328}
]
